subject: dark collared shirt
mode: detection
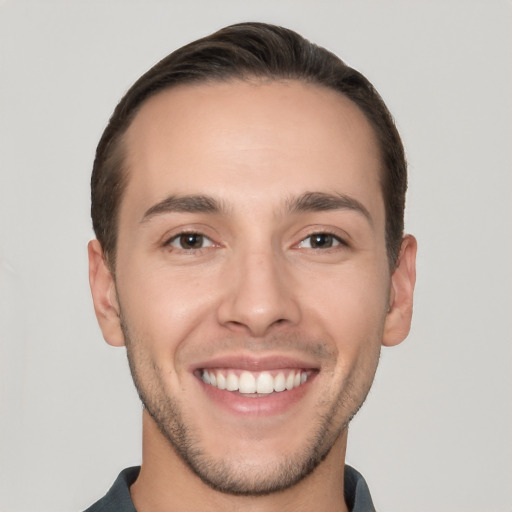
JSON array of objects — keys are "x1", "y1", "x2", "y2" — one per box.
[{"x1": 84, "y1": 465, "x2": 376, "y2": 512}]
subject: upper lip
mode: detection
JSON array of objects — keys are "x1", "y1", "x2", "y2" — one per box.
[{"x1": 191, "y1": 353, "x2": 320, "y2": 372}]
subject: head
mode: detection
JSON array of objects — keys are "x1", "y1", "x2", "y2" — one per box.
[
  {"x1": 91, "y1": 22, "x2": 407, "y2": 272},
  {"x1": 88, "y1": 22, "x2": 416, "y2": 499}
]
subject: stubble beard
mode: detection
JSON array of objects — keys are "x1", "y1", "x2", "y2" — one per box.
[{"x1": 121, "y1": 318, "x2": 379, "y2": 496}]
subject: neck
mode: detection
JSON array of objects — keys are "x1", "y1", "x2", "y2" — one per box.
[{"x1": 130, "y1": 410, "x2": 350, "y2": 512}]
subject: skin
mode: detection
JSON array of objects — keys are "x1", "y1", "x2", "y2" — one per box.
[{"x1": 89, "y1": 80, "x2": 416, "y2": 512}]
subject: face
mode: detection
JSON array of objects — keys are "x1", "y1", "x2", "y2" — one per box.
[{"x1": 89, "y1": 79, "x2": 416, "y2": 496}]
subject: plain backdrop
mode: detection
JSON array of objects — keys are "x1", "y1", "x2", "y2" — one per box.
[{"x1": 0, "y1": 1, "x2": 511, "y2": 511}]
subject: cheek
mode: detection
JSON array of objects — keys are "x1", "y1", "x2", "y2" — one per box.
[
  {"x1": 302, "y1": 262, "x2": 390, "y2": 349},
  {"x1": 307, "y1": 259, "x2": 389, "y2": 311},
  {"x1": 116, "y1": 261, "x2": 219, "y2": 352}
]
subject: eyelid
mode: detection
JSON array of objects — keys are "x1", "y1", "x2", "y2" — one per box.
[
  {"x1": 168, "y1": 233, "x2": 214, "y2": 249},
  {"x1": 294, "y1": 227, "x2": 350, "y2": 249},
  {"x1": 162, "y1": 227, "x2": 220, "y2": 251},
  {"x1": 297, "y1": 233, "x2": 346, "y2": 249}
]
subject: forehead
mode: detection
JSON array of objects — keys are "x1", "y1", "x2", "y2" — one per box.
[{"x1": 121, "y1": 79, "x2": 383, "y2": 223}]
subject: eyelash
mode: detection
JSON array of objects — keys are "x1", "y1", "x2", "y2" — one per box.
[
  {"x1": 163, "y1": 230, "x2": 348, "y2": 252},
  {"x1": 164, "y1": 232, "x2": 215, "y2": 251},
  {"x1": 297, "y1": 232, "x2": 348, "y2": 250}
]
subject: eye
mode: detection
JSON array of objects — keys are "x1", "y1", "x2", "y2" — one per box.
[
  {"x1": 167, "y1": 233, "x2": 214, "y2": 250},
  {"x1": 298, "y1": 233, "x2": 344, "y2": 249}
]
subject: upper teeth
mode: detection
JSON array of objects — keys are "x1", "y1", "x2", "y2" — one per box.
[{"x1": 201, "y1": 369, "x2": 308, "y2": 394}]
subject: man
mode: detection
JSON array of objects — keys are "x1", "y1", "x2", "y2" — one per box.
[{"x1": 86, "y1": 22, "x2": 416, "y2": 512}]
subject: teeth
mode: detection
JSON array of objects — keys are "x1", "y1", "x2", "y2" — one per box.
[
  {"x1": 201, "y1": 369, "x2": 309, "y2": 394},
  {"x1": 285, "y1": 372, "x2": 295, "y2": 390},
  {"x1": 256, "y1": 372, "x2": 274, "y2": 393},
  {"x1": 226, "y1": 372, "x2": 239, "y2": 391},
  {"x1": 274, "y1": 372, "x2": 286, "y2": 392},
  {"x1": 239, "y1": 371, "x2": 256, "y2": 393},
  {"x1": 217, "y1": 372, "x2": 226, "y2": 390}
]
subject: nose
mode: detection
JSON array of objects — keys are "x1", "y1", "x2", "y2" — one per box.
[{"x1": 217, "y1": 249, "x2": 301, "y2": 337}]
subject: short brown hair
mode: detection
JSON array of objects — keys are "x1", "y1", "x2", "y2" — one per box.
[{"x1": 91, "y1": 22, "x2": 407, "y2": 269}]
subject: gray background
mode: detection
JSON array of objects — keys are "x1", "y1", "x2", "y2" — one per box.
[{"x1": 0, "y1": 1, "x2": 510, "y2": 511}]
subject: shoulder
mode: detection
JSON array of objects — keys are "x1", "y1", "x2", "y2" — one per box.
[
  {"x1": 83, "y1": 466, "x2": 140, "y2": 512},
  {"x1": 84, "y1": 465, "x2": 373, "y2": 512},
  {"x1": 344, "y1": 465, "x2": 376, "y2": 512}
]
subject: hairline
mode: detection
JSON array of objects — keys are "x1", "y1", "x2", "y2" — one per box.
[{"x1": 103, "y1": 75, "x2": 394, "y2": 272}]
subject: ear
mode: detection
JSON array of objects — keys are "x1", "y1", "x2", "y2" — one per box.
[
  {"x1": 88, "y1": 239, "x2": 125, "y2": 347},
  {"x1": 382, "y1": 235, "x2": 417, "y2": 347}
]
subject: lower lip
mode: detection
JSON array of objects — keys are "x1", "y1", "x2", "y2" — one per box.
[{"x1": 197, "y1": 373, "x2": 316, "y2": 416}]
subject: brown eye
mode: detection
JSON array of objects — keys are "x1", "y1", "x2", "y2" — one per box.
[
  {"x1": 180, "y1": 234, "x2": 203, "y2": 249},
  {"x1": 298, "y1": 233, "x2": 343, "y2": 249},
  {"x1": 168, "y1": 233, "x2": 213, "y2": 250},
  {"x1": 310, "y1": 234, "x2": 334, "y2": 248}
]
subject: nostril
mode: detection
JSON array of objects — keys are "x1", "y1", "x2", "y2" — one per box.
[{"x1": 216, "y1": 275, "x2": 302, "y2": 337}]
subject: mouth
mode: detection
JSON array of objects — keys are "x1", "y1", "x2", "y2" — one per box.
[
  {"x1": 191, "y1": 355, "x2": 320, "y2": 416},
  {"x1": 191, "y1": 354, "x2": 320, "y2": 416},
  {"x1": 198, "y1": 368, "x2": 311, "y2": 396}
]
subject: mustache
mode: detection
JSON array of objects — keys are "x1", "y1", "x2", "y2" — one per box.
[
  {"x1": 178, "y1": 332, "x2": 337, "y2": 363},
  {"x1": 118, "y1": 307, "x2": 337, "y2": 363}
]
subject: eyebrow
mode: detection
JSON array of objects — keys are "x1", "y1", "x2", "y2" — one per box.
[
  {"x1": 141, "y1": 194, "x2": 227, "y2": 223},
  {"x1": 141, "y1": 191, "x2": 372, "y2": 225},
  {"x1": 288, "y1": 191, "x2": 373, "y2": 225}
]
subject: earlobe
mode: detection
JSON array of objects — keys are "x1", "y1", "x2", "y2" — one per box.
[
  {"x1": 88, "y1": 240, "x2": 125, "y2": 347},
  {"x1": 382, "y1": 235, "x2": 417, "y2": 347}
]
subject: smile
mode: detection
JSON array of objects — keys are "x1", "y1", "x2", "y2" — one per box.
[{"x1": 200, "y1": 369, "x2": 309, "y2": 395}]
